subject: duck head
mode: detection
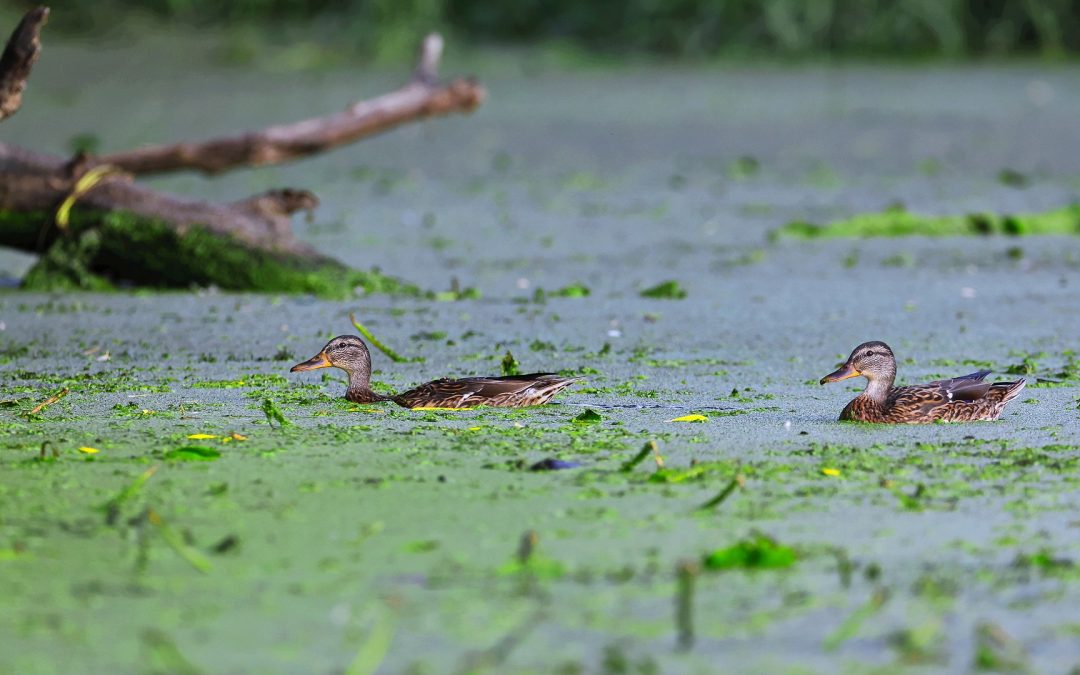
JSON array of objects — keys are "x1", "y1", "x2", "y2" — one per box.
[
  {"x1": 291, "y1": 335, "x2": 373, "y2": 382},
  {"x1": 820, "y1": 341, "x2": 896, "y2": 388}
]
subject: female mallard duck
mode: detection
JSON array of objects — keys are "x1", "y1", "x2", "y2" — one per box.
[
  {"x1": 290, "y1": 335, "x2": 580, "y2": 409},
  {"x1": 819, "y1": 341, "x2": 1025, "y2": 423}
]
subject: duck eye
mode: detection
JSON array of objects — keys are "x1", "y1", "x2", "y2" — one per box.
[{"x1": 865, "y1": 350, "x2": 875, "y2": 357}]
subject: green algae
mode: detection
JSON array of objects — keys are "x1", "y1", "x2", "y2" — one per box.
[
  {"x1": 771, "y1": 204, "x2": 1080, "y2": 240},
  {"x1": 3, "y1": 209, "x2": 421, "y2": 298}
]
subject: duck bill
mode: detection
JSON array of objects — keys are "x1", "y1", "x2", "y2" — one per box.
[
  {"x1": 820, "y1": 363, "x2": 860, "y2": 385},
  {"x1": 291, "y1": 352, "x2": 331, "y2": 372}
]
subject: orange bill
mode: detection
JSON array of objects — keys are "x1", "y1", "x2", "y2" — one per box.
[
  {"x1": 290, "y1": 352, "x2": 331, "y2": 372},
  {"x1": 820, "y1": 362, "x2": 860, "y2": 384}
]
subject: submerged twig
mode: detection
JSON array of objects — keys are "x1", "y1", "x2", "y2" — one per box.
[
  {"x1": 38, "y1": 440, "x2": 57, "y2": 459},
  {"x1": 349, "y1": 312, "x2": 420, "y2": 363},
  {"x1": 675, "y1": 559, "x2": 699, "y2": 651},
  {"x1": 26, "y1": 386, "x2": 69, "y2": 416},
  {"x1": 517, "y1": 530, "x2": 538, "y2": 565}
]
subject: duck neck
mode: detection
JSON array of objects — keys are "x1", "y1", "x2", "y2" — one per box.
[
  {"x1": 862, "y1": 372, "x2": 894, "y2": 403},
  {"x1": 345, "y1": 370, "x2": 387, "y2": 403}
]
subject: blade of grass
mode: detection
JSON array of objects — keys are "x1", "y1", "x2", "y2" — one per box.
[
  {"x1": 823, "y1": 589, "x2": 889, "y2": 651},
  {"x1": 349, "y1": 312, "x2": 421, "y2": 363},
  {"x1": 620, "y1": 440, "x2": 657, "y2": 472},
  {"x1": 147, "y1": 508, "x2": 212, "y2": 574},
  {"x1": 140, "y1": 628, "x2": 201, "y2": 675},
  {"x1": 697, "y1": 472, "x2": 745, "y2": 510},
  {"x1": 345, "y1": 607, "x2": 397, "y2": 675},
  {"x1": 101, "y1": 465, "x2": 158, "y2": 525}
]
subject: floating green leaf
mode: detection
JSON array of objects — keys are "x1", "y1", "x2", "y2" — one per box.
[
  {"x1": 164, "y1": 445, "x2": 221, "y2": 461},
  {"x1": 572, "y1": 409, "x2": 602, "y2": 424},
  {"x1": 640, "y1": 280, "x2": 687, "y2": 299},
  {"x1": 549, "y1": 283, "x2": 591, "y2": 298},
  {"x1": 702, "y1": 534, "x2": 796, "y2": 571}
]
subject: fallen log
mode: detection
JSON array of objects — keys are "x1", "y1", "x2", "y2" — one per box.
[{"x1": 0, "y1": 7, "x2": 485, "y2": 296}]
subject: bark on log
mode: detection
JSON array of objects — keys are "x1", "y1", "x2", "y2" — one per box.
[
  {"x1": 90, "y1": 34, "x2": 484, "y2": 177},
  {"x1": 0, "y1": 6, "x2": 47, "y2": 121},
  {"x1": 0, "y1": 7, "x2": 484, "y2": 296}
]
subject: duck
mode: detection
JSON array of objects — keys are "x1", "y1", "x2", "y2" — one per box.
[
  {"x1": 290, "y1": 335, "x2": 580, "y2": 409},
  {"x1": 819, "y1": 341, "x2": 1025, "y2": 423}
]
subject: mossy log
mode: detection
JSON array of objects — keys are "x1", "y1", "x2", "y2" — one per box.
[
  {"x1": 0, "y1": 7, "x2": 485, "y2": 296},
  {"x1": 1, "y1": 208, "x2": 416, "y2": 297}
]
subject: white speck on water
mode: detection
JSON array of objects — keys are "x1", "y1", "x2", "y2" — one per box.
[
  {"x1": 961, "y1": 287, "x2": 976, "y2": 298},
  {"x1": 516, "y1": 277, "x2": 530, "y2": 289},
  {"x1": 784, "y1": 420, "x2": 792, "y2": 430}
]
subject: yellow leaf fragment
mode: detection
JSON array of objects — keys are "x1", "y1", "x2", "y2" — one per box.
[
  {"x1": 77, "y1": 446, "x2": 100, "y2": 455},
  {"x1": 668, "y1": 414, "x2": 709, "y2": 423},
  {"x1": 186, "y1": 433, "x2": 218, "y2": 440},
  {"x1": 56, "y1": 165, "x2": 123, "y2": 229},
  {"x1": 821, "y1": 467, "x2": 841, "y2": 477}
]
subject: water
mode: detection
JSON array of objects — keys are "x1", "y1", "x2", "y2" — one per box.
[{"x1": 1, "y1": 29, "x2": 1079, "y2": 673}]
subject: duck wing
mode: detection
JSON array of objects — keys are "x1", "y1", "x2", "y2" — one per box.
[
  {"x1": 394, "y1": 373, "x2": 579, "y2": 409},
  {"x1": 927, "y1": 370, "x2": 993, "y2": 401}
]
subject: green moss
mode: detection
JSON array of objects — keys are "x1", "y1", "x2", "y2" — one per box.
[
  {"x1": 771, "y1": 204, "x2": 1080, "y2": 240},
  {"x1": 5, "y1": 209, "x2": 421, "y2": 298}
]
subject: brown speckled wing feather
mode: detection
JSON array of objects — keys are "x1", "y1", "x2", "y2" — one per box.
[
  {"x1": 879, "y1": 371, "x2": 1025, "y2": 423},
  {"x1": 393, "y1": 373, "x2": 579, "y2": 409}
]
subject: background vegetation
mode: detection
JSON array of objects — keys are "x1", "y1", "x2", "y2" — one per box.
[{"x1": 17, "y1": 0, "x2": 1080, "y2": 61}]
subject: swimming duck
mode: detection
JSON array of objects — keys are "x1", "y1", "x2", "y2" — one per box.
[
  {"x1": 819, "y1": 341, "x2": 1025, "y2": 423},
  {"x1": 290, "y1": 335, "x2": 580, "y2": 409}
]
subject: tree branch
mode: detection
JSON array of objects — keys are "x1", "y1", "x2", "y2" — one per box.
[
  {"x1": 0, "y1": 6, "x2": 48, "y2": 121},
  {"x1": 89, "y1": 32, "x2": 485, "y2": 177},
  {"x1": 0, "y1": 14, "x2": 482, "y2": 297}
]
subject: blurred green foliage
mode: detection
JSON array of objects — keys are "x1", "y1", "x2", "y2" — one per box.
[{"x1": 18, "y1": 0, "x2": 1080, "y2": 59}]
